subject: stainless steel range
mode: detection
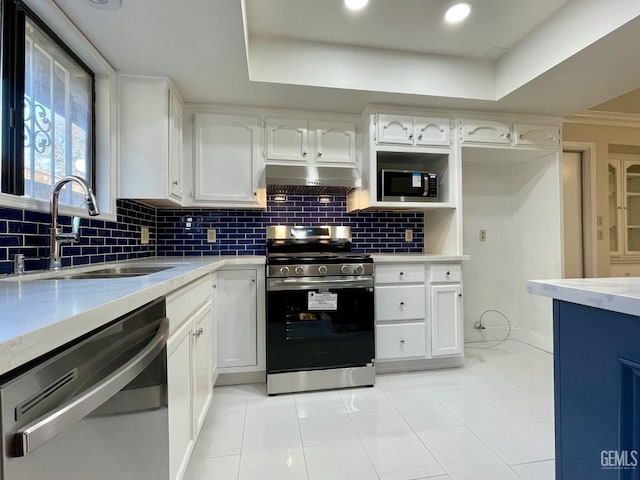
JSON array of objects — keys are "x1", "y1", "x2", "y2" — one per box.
[{"x1": 266, "y1": 226, "x2": 375, "y2": 395}]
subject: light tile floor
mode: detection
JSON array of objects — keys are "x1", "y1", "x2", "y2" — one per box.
[{"x1": 185, "y1": 340, "x2": 555, "y2": 480}]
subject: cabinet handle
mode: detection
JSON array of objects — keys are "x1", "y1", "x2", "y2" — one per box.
[
  {"x1": 399, "y1": 272, "x2": 404, "y2": 276},
  {"x1": 519, "y1": 134, "x2": 524, "y2": 139},
  {"x1": 318, "y1": 152, "x2": 322, "y2": 157},
  {"x1": 399, "y1": 301, "x2": 405, "y2": 306},
  {"x1": 172, "y1": 181, "x2": 178, "y2": 186},
  {"x1": 253, "y1": 191, "x2": 257, "y2": 196},
  {"x1": 251, "y1": 279, "x2": 256, "y2": 283},
  {"x1": 302, "y1": 151, "x2": 307, "y2": 157},
  {"x1": 408, "y1": 134, "x2": 413, "y2": 139},
  {"x1": 400, "y1": 339, "x2": 405, "y2": 346},
  {"x1": 446, "y1": 271, "x2": 450, "y2": 275},
  {"x1": 418, "y1": 134, "x2": 422, "y2": 140},
  {"x1": 458, "y1": 293, "x2": 462, "y2": 297}
]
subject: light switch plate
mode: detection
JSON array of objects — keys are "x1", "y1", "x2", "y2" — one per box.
[
  {"x1": 207, "y1": 229, "x2": 216, "y2": 243},
  {"x1": 140, "y1": 227, "x2": 149, "y2": 245},
  {"x1": 405, "y1": 229, "x2": 413, "y2": 242}
]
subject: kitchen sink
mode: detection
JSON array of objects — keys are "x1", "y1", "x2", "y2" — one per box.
[{"x1": 41, "y1": 265, "x2": 174, "y2": 280}]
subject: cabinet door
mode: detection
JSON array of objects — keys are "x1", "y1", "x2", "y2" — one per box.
[
  {"x1": 513, "y1": 123, "x2": 560, "y2": 147},
  {"x1": 460, "y1": 119, "x2": 511, "y2": 145},
  {"x1": 192, "y1": 301, "x2": 213, "y2": 436},
  {"x1": 313, "y1": 120, "x2": 356, "y2": 165},
  {"x1": 266, "y1": 117, "x2": 309, "y2": 162},
  {"x1": 167, "y1": 320, "x2": 193, "y2": 480},
  {"x1": 217, "y1": 269, "x2": 258, "y2": 369},
  {"x1": 194, "y1": 113, "x2": 263, "y2": 206},
  {"x1": 168, "y1": 90, "x2": 183, "y2": 200},
  {"x1": 624, "y1": 161, "x2": 640, "y2": 255},
  {"x1": 376, "y1": 114, "x2": 413, "y2": 145},
  {"x1": 431, "y1": 284, "x2": 463, "y2": 357},
  {"x1": 609, "y1": 161, "x2": 622, "y2": 256},
  {"x1": 414, "y1": 116, "x2": 451, "y2": 146}
]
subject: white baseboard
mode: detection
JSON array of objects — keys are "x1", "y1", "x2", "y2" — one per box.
[{"x1": 512, "y1": 328, "x2": 553, "y2": 353}]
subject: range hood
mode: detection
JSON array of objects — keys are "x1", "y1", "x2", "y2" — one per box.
[{"x1": 266, "y1": 165, "x2": 361, "y2": 195}]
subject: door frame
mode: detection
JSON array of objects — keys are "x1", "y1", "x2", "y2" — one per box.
[{"x1": 562, "y1": 142, "x2": 598, "y2": 277}]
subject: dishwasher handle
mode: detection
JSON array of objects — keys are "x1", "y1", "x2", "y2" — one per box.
[{"x1": 13, "y1": 317, "x2": 170, "y2": 457}]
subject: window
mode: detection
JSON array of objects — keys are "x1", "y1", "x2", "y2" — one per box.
[{"x1": 1, "y1": 0, "x2": 95, "y2": 208}]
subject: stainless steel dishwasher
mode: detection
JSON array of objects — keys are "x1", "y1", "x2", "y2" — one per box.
[{"x1": 0, "y1": 297, "x2": 170, "y2": 480}]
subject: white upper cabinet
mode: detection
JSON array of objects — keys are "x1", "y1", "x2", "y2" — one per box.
[
  {"x1": 266, "y1": 117, "x2": 357, "y2": 166},
  {"x1": 266, "y1": 117, "x2": 309, "y2": 163},
  {"x1": 313, "y1": 120, "x2": 356, "y2": 165},
  {"x1": 460, "y1": 119, "x2": 561, "y2": 148},
  {"x1": 377, "y1": 114, "x2": 451, "y2": 147},
  {"x1": 119, "y1": 74, "x2": 184, "y2": 205},
  {"x1": 193, "y1": 113, "x2": 265, "y2": 208},
  {"x1": 513, "y1": 123, "x2": 561, "y2": 147},
  {"x1": 459, "y1": 119, "x2": 511, "y2": 145}
]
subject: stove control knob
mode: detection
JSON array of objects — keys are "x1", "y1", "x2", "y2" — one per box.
[
  {"x1": 318, "y1": 265, "x2": 328, "y2": 275},
  {"x1": 279, "y1": 266, "x2": 290, "y2": 276},
  {"x1": 354, "y1": 264, "x2": 365, "y2": 275},
  {"x1": 295, "y1": 266, "x2": 304, "y2": 275},
  {"x1": 341, "y1": 265, "x2": 351, "y2": 274}
]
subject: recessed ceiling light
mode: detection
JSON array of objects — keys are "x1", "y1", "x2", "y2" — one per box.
[
  {"x1": 82, "y1": 0, "x2": 122, "y2": 10},
  {"x1": 445, "y1": 2, "x2": 471, "y2": 24},
  {"x1": 344, "y1": 0, "x2": 369, "y2": 12}
]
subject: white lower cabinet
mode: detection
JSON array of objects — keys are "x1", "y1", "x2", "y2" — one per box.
[
  {"x1": 430, "y1": 284, "x2": 463, "y2": 357},
  {"x1": 214, "y1": 267, "x2": 266, "y2": 375},
  {"x1": 167, "y1": 277, "x2": 214, "y2": 480},
  {"x1": 374, "y1": 261, "x2": 464, "y2": 370}
]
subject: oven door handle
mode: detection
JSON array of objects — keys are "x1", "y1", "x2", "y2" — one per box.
[
  {"x1": 13, "y1": 317, "x2": 170, "y2": 457},
  {"x1": 267, "y1": 276, "x2": 374, "y2": 291}
]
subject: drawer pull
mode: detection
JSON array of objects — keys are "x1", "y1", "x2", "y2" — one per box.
[
  {"x1": 399, "y1": 272, "x2": 404, "y2": 276},
  {"x1": 446, "y1": 271, "x2": 450, "y2": 275},
  {"x1": 399, "y1": 301, "x2": 405, "y2": 306}
]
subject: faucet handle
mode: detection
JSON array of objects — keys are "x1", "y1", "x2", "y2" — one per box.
[{"x1": 71, "y1": 216, "x2": 81, "y2": 240}]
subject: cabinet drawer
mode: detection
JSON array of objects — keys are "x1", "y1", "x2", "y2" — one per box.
[
  {"x1": 376, "y1": 285, "x2": 425, "y2": 321},
  {"x1": 431, "y1": 264, "x2": 461, "y2": 283},
  {"x1": 376, "y1": 322, "x2": 426, "y2": 359},
  {"x1": 375, "y1": 264, "x2": 425, "y2": 284},
  {"x1": 167, "y1": 275, "x2": 212, "y2": 333}
]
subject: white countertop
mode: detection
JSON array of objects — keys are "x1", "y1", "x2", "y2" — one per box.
[
  {"x1": 0, "y1": 256, "x2": 264, "y2": 376},
  {"x1": 371, "y1": 253, "x2": 470, "y2": 263},
  {"x1": 527, "y1": 277, "x2": 640, "y2": 317}
]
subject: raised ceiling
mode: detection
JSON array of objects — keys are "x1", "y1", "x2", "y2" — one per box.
[
  {"x1": 50, "y1": 0, "x2": 640, "y2": 116},
  {"x1": 246, "y1": 0, "x2": 572, "y2": 61}
]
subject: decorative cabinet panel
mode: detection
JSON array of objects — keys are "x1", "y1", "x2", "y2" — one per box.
[
  {"x1": 193, "y1": 113, "x2": 265, "y2": 208},
  {"x1": 513, "y1": 123, "x2": 560, "y2": 147},
  {"x1": 459, "y1": 119, "x2": 511, "y2": 145},
  {"x1": 312, "y1": 120, "x2": 357, "y2": 165},
  {"x1": 216, "y1": 269, "x2": 260, "y2": 370},
  {"x1": 265, "y1": 117, "x2": 309, "y2": 162},
  {"x1": 119, "y1": 74, "x2": 184, "y2": 205},
  {"x1": 377, "y1": 114, "x2": 451, "y2": 146},
  {"x1": 609, "y1": 156, "x2": 640, "y2": 257},
  {"x1": 430, "y1": 284, "x2": 463, "y2": 357}
]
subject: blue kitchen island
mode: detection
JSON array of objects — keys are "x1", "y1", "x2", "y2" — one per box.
[{"x1": 528, "y1": 277, "x2": 640, "y2": 480}]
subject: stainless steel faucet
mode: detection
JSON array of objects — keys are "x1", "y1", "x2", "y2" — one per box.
[{"x1": 49, "y1": 176, "x2": 100, "y2": 270}]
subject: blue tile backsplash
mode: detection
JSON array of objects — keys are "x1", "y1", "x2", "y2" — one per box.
[
  {"x1": 0, "y1": 194, "x2": 424, "y2": 273},
  {"x1": 0, "y1": 199, "x2": 156, "y2": 274},
  {"x1": 156, "y1": 195, "x2": 424, "y2": 256}
]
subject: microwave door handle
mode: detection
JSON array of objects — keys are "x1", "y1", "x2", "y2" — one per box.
[{"x1": 13, "y1": 318, "x2": 169, "y2": 457}]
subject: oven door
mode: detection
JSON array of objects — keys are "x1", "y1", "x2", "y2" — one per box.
[{"x1": 266, "y1": 276, "x2": 375, "y2": 373}]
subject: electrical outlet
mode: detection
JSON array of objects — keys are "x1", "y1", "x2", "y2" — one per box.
[
  {"x1": 597, "y1": 229, "x2": 604, "y2": 240},
  {"x1": 479, "y1": 229, "x2": 487, "y2": 242},
  {"x1": 140, "y1": 227, "x2": 149, "y2": 245},
  {"x1": 207, "y1": 229, "x2": 216, "y2": 243},
  {"x1": 597, "y1": 215, "x2": 604, "y2": 227},
  {"x1": 404, "y1": 229, "x2": 413, "y2": 242}
]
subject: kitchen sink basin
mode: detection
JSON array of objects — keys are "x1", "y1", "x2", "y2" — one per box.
[{"x1": 42, "y1": 265, "x2": 174, "y2": 280}]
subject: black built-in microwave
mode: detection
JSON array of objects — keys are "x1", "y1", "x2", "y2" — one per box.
[{"x1": 379, "y1": 169, "x2": 438, "y2": 202}]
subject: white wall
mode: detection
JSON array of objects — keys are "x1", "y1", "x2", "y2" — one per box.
[{"x1": 462, "y1": 151, "x2": 562, "y2": 351}]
